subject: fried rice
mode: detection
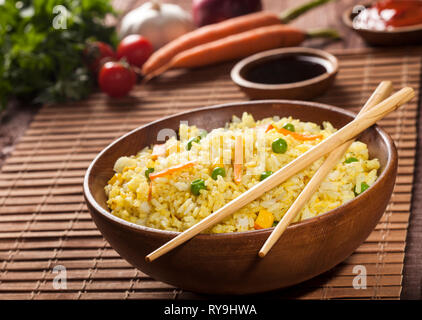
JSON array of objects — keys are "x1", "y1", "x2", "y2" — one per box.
[{"x1": 105, "y1": 112, "x2": 379, "y2": 233}]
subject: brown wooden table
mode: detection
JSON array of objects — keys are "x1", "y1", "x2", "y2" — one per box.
[{"x1": 0, "y1": 0, "x2": 420, "y2": 299}]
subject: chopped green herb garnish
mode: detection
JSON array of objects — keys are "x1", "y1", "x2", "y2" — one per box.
[
  {"x1": 145, "y1": 168, "x2": 155, "y2": 181},
  {"x1": 354, "y1": 182, "x2": 369, "y2": 196},
  {"x1": 345, "y1": 157, "x2": 359, "y2": 163},
  {"x1": 186, "y1": 136, "x2": 201, "y2": 151},
  {"x1": 260, "y1": 171, "x2": 273, "y2": 181}
]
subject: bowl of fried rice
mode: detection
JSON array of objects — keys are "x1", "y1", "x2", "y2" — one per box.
[{"x1": 83, "y1": 100, "x2": 397, "y2": 294}]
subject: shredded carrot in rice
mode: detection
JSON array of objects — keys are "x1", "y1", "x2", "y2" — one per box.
[
  {"x1": 233, "y1": 135, "x2": 243, "y2": 184},
  {"x1": 149, "y1": 161, "x2": 196, "y2": 181},
  {"x1": 265, "y1": 124, "x2": 322, "y2": 141}
]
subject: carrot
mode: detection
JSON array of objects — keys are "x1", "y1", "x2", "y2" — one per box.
[
  {"x1": 142, "y1": 12, "x2": 278, "y2": 76},
  {"x1": 265, "y1": 124, "x2": 323, "y2": 141},
  {"x1": 149, "y1": 161, "x2": 196, "y2": 181},
  {"x1": 147, "y1": 26, "x2": 340, "y2": 79},
  {"x1": 278, "y1": 128, "x2": 323, "y2": 141},
  {"x1": 233, "y1": 135, "x2": 243, "y2": 184},
  {"x1": 151, "y1": 143, "x2": 166, "y2": 160},
  {"x1": 254, "y1": 209, "x2": 274, "y2": 230},
  {"x1": 263, "y1": 124, "x2": 274, "y2": 132},
  {"x1": 148, "y1": 183, "x2": 152, "y2": 202},
  {"x1": 141, "y1": 0, "x2": 334, "y2": 76}
]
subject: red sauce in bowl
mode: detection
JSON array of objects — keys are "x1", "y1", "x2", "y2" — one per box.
[{"x1": 354, "y1": 0, "x2": 422, "y2": 30}]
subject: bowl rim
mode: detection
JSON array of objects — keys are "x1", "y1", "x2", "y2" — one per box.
[
  {"x1": 342, "y1": 2, "x2": 422, "y2": 33},
  {"x1": 230, "y1": 47, "x2": 339, "y2": 91},
  {"x1": 83, "y1": 99, "x2": 397, "y2": 240}
]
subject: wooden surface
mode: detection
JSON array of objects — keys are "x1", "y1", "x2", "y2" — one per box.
[
  {"x1": 0, "y1": 0, "x2": 421, "y2": 299},
  {"x1": 0, "y1": 47, "x2": 419, "y2": 300}
]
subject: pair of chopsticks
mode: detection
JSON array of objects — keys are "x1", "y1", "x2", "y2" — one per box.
[
  {"x1": 146, "y1": 83, "x2": 414, "y2": 262},
  {"x1": 259, "y1": 80, "x2": 393, "y2": 257}
]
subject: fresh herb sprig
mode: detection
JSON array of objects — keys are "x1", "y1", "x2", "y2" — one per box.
[{"x1": 0, "y1": 0, "x2": 117, "y2": 110}]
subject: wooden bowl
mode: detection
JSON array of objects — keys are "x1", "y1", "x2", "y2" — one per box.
[
  {"x1": 230, "y1": 47, "x2": 338, "y2": 100},
  {"x1": 83, "y1": 100, "x2": 397, "y2": 295},
  {"x1": 342, "y1": 3, "x2": 422, "y2": 46}
]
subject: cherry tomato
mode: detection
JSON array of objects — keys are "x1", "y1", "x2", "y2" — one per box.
[
  {"x1": 84, "y1": 41, "x2": 116, "y2": 73},
  {"x1": 98, "y1": 61, "x2": 136, "y2": 98},
  {"x1": 117, "y1": 35, "x2": 153, "y2": 68}
]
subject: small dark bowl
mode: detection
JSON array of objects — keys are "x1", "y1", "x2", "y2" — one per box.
[
  {"x1": 343, "y1": 3, "x2": 422, "y2": 46},
  {"x1": 230, "y1": 47, "x2": 338, "y2": 100},
  {"x1": 83, "y1": 100, "x2": 397, "y2": 295}
]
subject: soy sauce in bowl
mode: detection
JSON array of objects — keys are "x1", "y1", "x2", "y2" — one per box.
[
  {"x1": 244, "y1": 55, "x2": 330, "y2": 85},
  {"x1": 230, "y1": 47, "x2": 339, "y2": 100}
]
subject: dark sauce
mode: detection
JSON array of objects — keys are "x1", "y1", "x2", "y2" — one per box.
[{"x1": 244, "y1": 55, "x2": 329, "y2": 85}]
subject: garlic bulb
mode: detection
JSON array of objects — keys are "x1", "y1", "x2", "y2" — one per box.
[{"x1": 119, "y1": 1, "x2": 194, "y2": 50}]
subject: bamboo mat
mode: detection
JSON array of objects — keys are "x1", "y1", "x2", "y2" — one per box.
[{"x1": 0, "y1": 47, "x2": 420, "y2": 300}]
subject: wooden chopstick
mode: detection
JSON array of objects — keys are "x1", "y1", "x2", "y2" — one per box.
[
  {"x1": 258, "y1": 81, "x2": 394, "y2": 258},
  {"x1": 145, "y1": 86, "x2": 414, "y2": 262}
]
